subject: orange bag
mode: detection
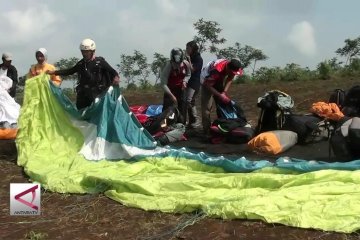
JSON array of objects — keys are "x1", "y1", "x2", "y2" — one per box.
[{"x1": 0, "y1": 128, "x2": 18, "y2": 140}]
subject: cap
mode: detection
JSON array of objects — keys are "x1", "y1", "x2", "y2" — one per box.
[
  {"x1": 228, "y1": 59, "x2": 242, "y2": 75},
  {"x1": 2, "y1": 53, "x2": 12, "y2": 61}
]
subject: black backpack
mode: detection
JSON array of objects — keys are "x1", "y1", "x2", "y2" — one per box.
[
  {"x1": 143, "y1": 106, "x2": 180, "y2": 135},
  {"x1": 281, "y1": 114, "x2": 331, "y2": 144},
  {"x1": 330, "y1": 117, "x2": 360, "y2": 161},
  {"x1": 256, "y1": 90, "x2": 294, "y2": 133},
  {"x1": 342, "y1": 85, "x2": 360, "y2": 117},
  {"x1": 210, "y1": 101, "x2": 254, "y2": 144},
  {"x1": 328, "y1": 89, "x2": 346, "y2": 109}
]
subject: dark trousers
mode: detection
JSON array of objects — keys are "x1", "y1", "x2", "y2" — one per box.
[
  {"x1": 76, "y1": 94, "x2": 94, "y2": 110},
  {"x1": 163, "y1": 88, "x2": 185, "y2": 123}
]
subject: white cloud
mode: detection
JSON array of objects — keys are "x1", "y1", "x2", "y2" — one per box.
[
  {"x1": 287, "y1": 21, "x2": 317, "y2": 57},
  {"x1": 155, "y1": 0, "x2": 189, "y2": 18},
  {"x1": 0, "y1": 4, "x2": 58, "y2": 45}
]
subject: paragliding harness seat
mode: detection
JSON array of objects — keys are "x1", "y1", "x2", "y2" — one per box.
[
  {"x1": 329, "y1": 85, "x2": 360, "y2": 161},
  {"x1": 209, "y1": 100, "x2": 254, "y2": 144},
  {"x1": 143, "y1": 106, "x2": 186, "y2": 145},
  {"x1": 256, "y1": 90, "x2": 294, "y2": 134},
  {"x1": 341, "y1": 85, "x2": 360, "y2": 117}
]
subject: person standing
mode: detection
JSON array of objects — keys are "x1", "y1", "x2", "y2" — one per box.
[
  {"x1": 47, "y1": 38, "x2": 120, "y2": 110},
  {"x1": 160, "y1": 48, "x2": 191, "y2": 123},
  {"x1": 201, "y1": 58, "x2": 243, "y2": 135},
  {"x1": 0, "y1": 53, "x2": 18, "y2": 98},
  {"x1": 183, "y1": 41, "x2": 203, "y2": 128},
  {"x1": 27, "y1": 48, "x2": 62, "y2": 86}
]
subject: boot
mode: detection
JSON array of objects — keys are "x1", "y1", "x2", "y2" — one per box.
[{"x1": 188, "y1": 106, "x2": 201, "y2": 128}]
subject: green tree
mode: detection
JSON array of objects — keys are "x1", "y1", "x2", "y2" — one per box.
[
  {"x1": 335, "y1": 36, "x2": 360, "y2": 65},
  {"x1": 217, "y1": 46, "x2": 238, "y2": 59},
  {"x1": 253, "y1": 66, "x2": 281, "y2": 83},
  {"x1": 193, "y1": 18, "x2": 226, "y2": 54},
  {"x1": 151, "y1": 52, "x2": 168, "y2": 85},
  {"x1": 280, "y1": 64, "x2": 316, "y2": 82},
  {"x1": 328, "y1": 57, "x2": 343, "y2": 71},
  {"x1": 117, "y1": 50, "x2": 150, "y2": 88},
  {"x1": 54, "y1": 57, "x2": 80, "y2": 80},
  {"x1": 218, "y1": 43, "x2": 268, "y2": 75},
  {"x1": 249, "y1": 48, "x2": 268, "y2": 76},
  {"x1": 349, "y1": 58, "x2": 360, "y2": 72},
  {"x1": 317, "y1": 61, "x2": 332, "y2": 80}
]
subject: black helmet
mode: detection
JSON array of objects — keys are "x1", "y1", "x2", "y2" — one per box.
[{"x1": 170, "y1": 48, "x2": 184, "y2": 63}]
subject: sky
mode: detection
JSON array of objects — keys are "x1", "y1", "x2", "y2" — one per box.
[{"x1": 1, "y1": 0, "x2": 360, "y2": 85}]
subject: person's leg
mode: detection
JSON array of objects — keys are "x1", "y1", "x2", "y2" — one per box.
[
  {"x1": 183, "y1": 87, "x2": 195, "y2": 125},
  {"x1": 162, "y1": 93, "x2": 172, "y2": 113},
  {"x1": 76, "y1": 94, "x2": 93, "y2": 110},
  {"x1": 75, "y1": 86, "x2": 97, "y2": 110},
  {"x1": 188, "y1": 88, "x2": 200, "y2": 127},
  {"x1": 174, "y1": 88, "x2": 185, "y2": 124},
  {"x1": 200, "y1": 86, "x2": 213, "y2": 134}
]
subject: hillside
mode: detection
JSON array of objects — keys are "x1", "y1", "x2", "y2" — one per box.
[{"x1": 123, "y1": 76, "x2": 360, "y2": 125}]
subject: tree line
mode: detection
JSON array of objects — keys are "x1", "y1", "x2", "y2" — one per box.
[{"x1": 53, "y1": 19, "x2": 360, "y2": 90}]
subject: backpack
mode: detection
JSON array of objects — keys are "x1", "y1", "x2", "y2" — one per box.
[
  {"x1": 330, "y1": 117, "x2": 360, "y2": 161},
  {"x1": 247, "y1": 130, "x2": 298, "y2": 155},
  {"x1": 328, "y1": 89, "x2": 346, "y2": 109},
  {"x1": 281, "y1": 114, "x2": 331, "y2": 144},
  {"x1": 210, "y1": 101, "x2": 254, "y2": 144},
  {"x1": 342, "y1": 85, "x2": 360, "y2": 117},
  {"x1": 143, "y1": 106, "x2": 180, "y2": 135},
  {"x1": 256, "y1": 90, "x2": 294, "y2": 134}
]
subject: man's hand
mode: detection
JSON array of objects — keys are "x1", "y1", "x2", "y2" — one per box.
[
  {"x1": 112, "y1": 76, "x2": 120, "y2": 85},
  {"x1": 182, "y1": 81, "x2": 187, "y2": 90},
  {"x1": 219, "y1": 92, "x2": 231, "y2": 104}
]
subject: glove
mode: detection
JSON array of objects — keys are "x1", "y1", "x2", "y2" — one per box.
[{"x1": 219, "y1": 92, "x2": 231, "y2": 104}]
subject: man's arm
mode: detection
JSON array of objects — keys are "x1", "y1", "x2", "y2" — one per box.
[
  {"x1": 47, "y1": 63, "x2": 78, "y2": 76},
  {"x1": 223, "y1": 75, "x2": 234, "y2": 93},
  {"x1": 203, "y1": 74, "x2": 231, "y2": 103}
]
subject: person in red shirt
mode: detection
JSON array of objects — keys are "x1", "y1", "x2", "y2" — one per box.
[
  {"x1": 200, "y1": 58, "x2": 243, "y2": 135},
  {"x1": 160, "y1": 48, "x2": 191, "y2": 123}
]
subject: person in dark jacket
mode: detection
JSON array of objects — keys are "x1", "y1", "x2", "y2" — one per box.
[
  {"x1": 47, "y1": 39, "x2": 120, "y2": 109},
  {"x1": 0, "y1": 53, "x2": 18, "y2": 98},
  {"x1": 183, "y1": 41, "x2": 203, "y2": 128}
]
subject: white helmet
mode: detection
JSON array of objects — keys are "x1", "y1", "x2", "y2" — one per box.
[{"x1": 80, "y1": 38, "x2": 96, "y2": 51}]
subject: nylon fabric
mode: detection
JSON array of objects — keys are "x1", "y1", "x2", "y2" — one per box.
[{"x1": 15, "y1": 74, "x2": 360, "y2": 233}]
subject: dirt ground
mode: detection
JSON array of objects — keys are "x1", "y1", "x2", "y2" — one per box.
[{"x1": 1, "y1": 77, "x2": 360, "y2": 240}]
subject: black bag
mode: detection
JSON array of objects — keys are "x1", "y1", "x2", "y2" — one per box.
[
  {"x1": 342, "y1": 85, "x2": 360, "y2": 117},
  {"x1": 143, "y1": 106, "x2": 180, "y2": 135},
  {"x1": 215, "y1": 101, "x2": 247, "y2": 121},
  {"x1": 330, "y1": 117, "x2": 360, "y2": 161},
  {"x1": 328, "y1": 89, "x2": 346, "y2": 109},
  {"x1": 281, "y1": 114, "x2": 330, "y2": 144},
  {"x1": 256, "y1": 90, "x2": 294, "y2": 133},
  {"x1": 210, "y1": 101, "x2": 253, "y2": 144}
]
